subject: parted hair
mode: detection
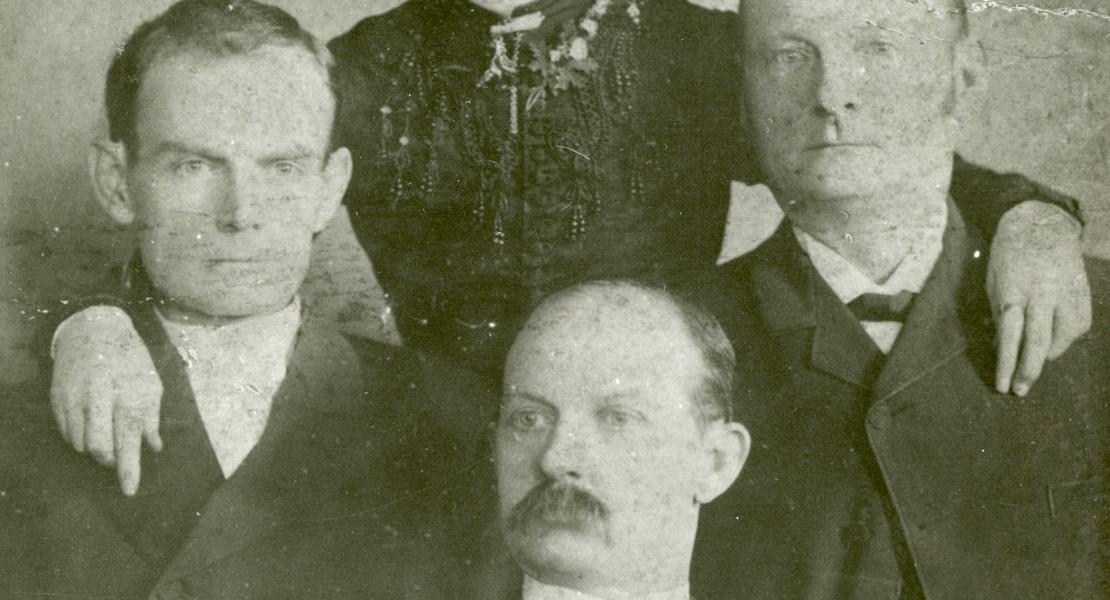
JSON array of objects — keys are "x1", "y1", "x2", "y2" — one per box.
[{"x1": 105, "y1": 0, "x2": 333, "y2": 155}]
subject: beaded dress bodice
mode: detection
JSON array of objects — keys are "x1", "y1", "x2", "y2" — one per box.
[{"x1": 331, "y1": 0, "x2": 745, "y2": 373}]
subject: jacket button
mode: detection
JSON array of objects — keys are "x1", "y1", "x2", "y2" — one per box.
[{"x1": 868, "y1": 410, "x2": 891, "y2": 432}]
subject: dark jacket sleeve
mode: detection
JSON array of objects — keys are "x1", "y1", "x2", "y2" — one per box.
[{"x1": 950, "y1": 155, "x2": 1083, "y2": 240}]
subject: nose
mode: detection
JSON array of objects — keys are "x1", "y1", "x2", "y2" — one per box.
[
  {"x1": 216, "y1": 169, "x2": 264, "y2": 233},
  {"x1": 539, "y1": 422, "x2": 587, "y2": 481},
  {"x1": 815, "y1": 55, "x2": 862, "y2": 118}
]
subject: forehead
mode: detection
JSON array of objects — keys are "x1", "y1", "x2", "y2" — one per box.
[
  {"x1": 133, "y1": 45, "x2": 333, "y2": 153},
  {"x1": 743, "y1": 0, "x2": 957, "y2": 39},
  {"x1": 504, "y1": 292, "x2": 704, "y2": 406}
]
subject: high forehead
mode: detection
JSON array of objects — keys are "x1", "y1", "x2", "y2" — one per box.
[
  {"x1": 742, "y1": 0, "x2": 959, "y2": 38},
  {"x1": 505, "y1": 287, "x2": 704, "y2": 393},
  {"x1": 133, "y1": 44, "x2": 333, "y2": 148}
]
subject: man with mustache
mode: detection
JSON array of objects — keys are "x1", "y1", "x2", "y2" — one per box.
[
  {"x1": 690, "y1": 0, "x2": 1108, "y2": 597},
  {"x1": 50, "y1": 0, "x2": 1095, "y2": 498},
  {"x1": 475, "y1": 280, "x2": 751, "y2": 599}
]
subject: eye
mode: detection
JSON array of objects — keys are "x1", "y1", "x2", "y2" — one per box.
[
  {"x1": 771, "y1": 47, "x2": 812, "y2": 66},
  {"x1": 174, "y1": 159, "x2": 209, "y2": 176},
  {"x1": 597, "y1": 407, "x2": 640, "y2": 429},
  {"x1": 271, "y1": 160, "x2": 303, "y2": 177},
  {"x1": 505, "y1": 409, "x2": 552, "y2": 433},
  {"x1": 862, "y1": 40, "x2": 896, "y2": 56}
]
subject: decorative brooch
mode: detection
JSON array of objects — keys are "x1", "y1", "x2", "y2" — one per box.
[{"x1": 480, "y1": 0, "x2": 643, "y2": 112}]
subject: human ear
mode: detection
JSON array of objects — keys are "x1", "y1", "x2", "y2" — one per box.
[
  {"x1": 694, "y1": 421, "x2": 751, "y2": 505},
  {"x1": 89, "y1": 140, "x2": 137, "y2": 226},
  {"x1": 315, "y1": 146, "x2": 353, "y2": 233}
]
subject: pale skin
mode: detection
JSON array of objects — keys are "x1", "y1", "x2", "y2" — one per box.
[
  {"x1": 54, "y1": 0, "x2": 1090, "y2": 495},
  {"x1": 740, "y1": 0, "x2": 1091, "y2": 377},
  {"x1": 55, "y1": 43, "x2": 351, "y2": 495},
  {"x1": 497, "y1": 286, "x2": 749, "y2": 598}
]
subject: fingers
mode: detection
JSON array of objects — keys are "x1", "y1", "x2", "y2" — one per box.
[
  {"x1": 85, "y1": 396, "x2": 116, "y2": 468},
  {"x1": 994, "y1": 303, "x2": 1023, "y2": 395},
  {"x1": 1048, "y1": 307, "x2": 1077, "y2": 360},
  {"x1": 114, "y1": 408, "x2": 145, "y2": 497},
  {"x1": 50, "y1": 381, "x2": 69, "y2": 442},
  {"x1": 143, "y1": 420, "x2": 164, "y2": 454},
  {"x1": 1048, "y1": 275, "x2": 1093, "y2": 360},
  {"x1": 1012, "y1": 305, "x2": 1054, "y2": 397},
  {"x1": 66, "y1": 400, "x2": 86, "y2": 453}
]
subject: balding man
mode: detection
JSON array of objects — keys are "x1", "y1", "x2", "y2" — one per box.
[
  {"x1": 690, "y1": 1, "x2": 1108, "y2": 598},
  {"x1": 473, "y1": 280, "x2": 750, "y2": 600}
]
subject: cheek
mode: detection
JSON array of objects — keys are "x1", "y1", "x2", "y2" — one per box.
[
  {"x1": 610, "y1": 437, "x2": 701, "y2": 505},
  {"x1": 749, "y1": 76, "x2": 817, "y2": 155},
  {"x1": 495, "y1": 438, "x2": 543, "y2": 504},
  {"x1": 271, "y1": 186, "x2": 320, "y2": 218},
  {"x1": 142, "y1": 218, "x2": 212, "y2": 257},
  {"x1": 865, "y1": 68, "x2": 956, "y2": 136}
]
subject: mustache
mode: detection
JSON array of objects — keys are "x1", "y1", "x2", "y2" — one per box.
[{"x1": 506, "y1": 480, "x2": 610, "y2": 538}]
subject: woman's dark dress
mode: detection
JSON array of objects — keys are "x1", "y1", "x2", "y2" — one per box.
[{"x1": 330, "y1": 0, "x2": 1075, "y2": 375}]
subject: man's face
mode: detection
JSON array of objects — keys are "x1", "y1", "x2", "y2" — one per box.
[
  {"x1": 742, "y1": 0, "x2": 967, "y2": 205},
  {"x1": 497, "y1": 291, "x2": 708, "y2": 589},
  {"x1": 124, "y1": 44, "x2": 342, "y2": 319}
]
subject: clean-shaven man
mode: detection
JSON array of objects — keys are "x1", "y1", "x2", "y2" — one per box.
[
  {"x1": 0, "y1": 2, "x2": 487, "y2": 597},
  {"x1": 691, "y1": 1, "x2": 1108, "y2": 597}
]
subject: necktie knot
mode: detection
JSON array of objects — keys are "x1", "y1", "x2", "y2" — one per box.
[{"x1": 847, "y1": 290, "x2": 916, "y2": 322}]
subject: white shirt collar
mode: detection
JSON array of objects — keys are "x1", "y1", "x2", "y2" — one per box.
[
  {"x1": 154, "y1": 297, "x2": 303, "y2": 362},
  {"x1": 154, "y1": 297, "x2": 303, "y2": 477},
  {"x1": 522, "y1": 575, "x2": 691, "y2": 600},
  {"x1": 791, "y1": 202, "x2": 948, "y2": 305}
]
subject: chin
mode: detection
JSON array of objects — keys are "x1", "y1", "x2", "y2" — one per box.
[
  {"x1": 780, "y1": 165, "x2": 888, "y2": 206},
  {"x1": 511, "y1": 530, "x2": 608, "y2": 580},
  {"x1": 160, "y1": 282, "x2": 298, "y2": 320},
  {"x1": 146, "y1": 259, "x2": 304, "y2": 320}
]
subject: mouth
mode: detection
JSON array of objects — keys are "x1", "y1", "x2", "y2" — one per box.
[
  {"x1": 805, "y1": 142, "x2": 876, "y2": 152},
  {"x1": 205, "y1": 257, "x2": 281, "y2": 265}
]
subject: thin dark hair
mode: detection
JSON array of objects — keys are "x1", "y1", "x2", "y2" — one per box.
[{"x1": 105, "y1": 0, "x2": 333, "y2": 157}]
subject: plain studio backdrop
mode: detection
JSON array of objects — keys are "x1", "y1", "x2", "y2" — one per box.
[{"x1": 1, "y1": 0, "x2": 1108, "y2": 384}]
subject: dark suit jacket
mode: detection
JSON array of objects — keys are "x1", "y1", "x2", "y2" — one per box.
[
  {"x1": 688, "y1": 206, "x2": 1107, "y2": 599},
  {"x1": 1, "y1": 295, "x2": 496, "y2": 599},
  {"x1": 328, "y1": 0, "x2": 1079, "y2": 378}
]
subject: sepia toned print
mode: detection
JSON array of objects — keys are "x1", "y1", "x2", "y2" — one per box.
[{"x1": 0, "y1": 1, "x2": 1106, "y2": 598}]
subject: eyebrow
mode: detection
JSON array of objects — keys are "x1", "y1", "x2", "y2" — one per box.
[
  {"x1": 596, "y1": 389, "x2": 640, "y2": 403},
  {"x1": 148, "y1": 141, "x2": 321, "y2": 163},
  {"x1": 501, "y1": 390, "x2": 556, "y2": 410},
  {"x1": 257, "y1": 147, "x2": 320, "y2": 163},
  {"x1": 148, "y1": 141, "x2": 225, "y2": 162}
]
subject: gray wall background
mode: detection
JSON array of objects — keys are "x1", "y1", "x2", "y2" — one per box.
[{"x1": 1, "y1": 0, "x2": 1108, "y2": 383}]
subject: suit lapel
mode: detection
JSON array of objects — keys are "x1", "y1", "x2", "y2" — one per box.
[
  {"x1": 874, "y1": 203, "x2": 987, "y2": 407},
  {"x1": 748, "y1": 224, "x2": 884, "y2": 388},
  {"x1": 89, "y1": 295, "x2": 225, "y2": 571},
  {"x1": 154, "y1": 317, "x2": 375, "y2": 585}
]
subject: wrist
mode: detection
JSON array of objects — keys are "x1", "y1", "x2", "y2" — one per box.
[{"x1": 50, "y1": 305, "x2": 133, "y2": 360}]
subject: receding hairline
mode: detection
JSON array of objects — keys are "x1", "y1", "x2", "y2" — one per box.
[{"x1": 509, "y1": 280, "x2": 736, "y2": 425}]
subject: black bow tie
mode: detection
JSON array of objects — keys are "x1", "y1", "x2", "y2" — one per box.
[{"x1": 847, "y1": 290, "x2": 917, "y2": 322}]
